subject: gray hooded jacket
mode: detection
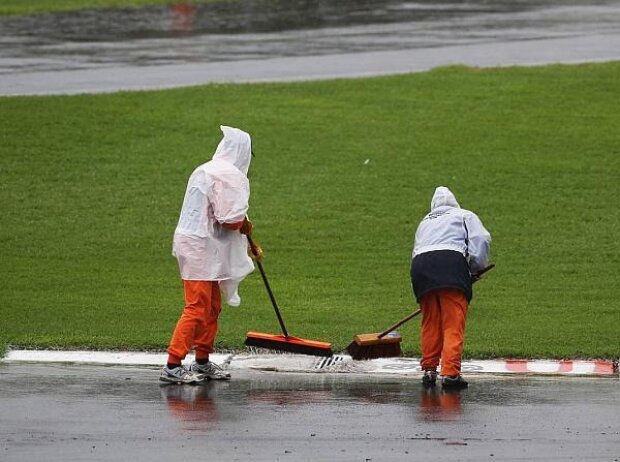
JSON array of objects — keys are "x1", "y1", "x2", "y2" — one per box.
[{"x1": 410, "y1": 186, "x2": 491, "y2": 302}]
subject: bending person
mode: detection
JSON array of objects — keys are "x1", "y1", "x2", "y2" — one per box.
[{"x1": 411, "y1": 186, "x2": 491, "y2": 389}]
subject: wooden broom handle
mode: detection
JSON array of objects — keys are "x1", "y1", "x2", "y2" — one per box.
[
  {"x1": 376, "y1": 264, "x2": 495, "y2": 339},
  {"x1": 473, "y1": 263, "x2": 495, "y2": 278},
  {"x1": 377, "y1": 309, "x2": 422, "y2": 339}
]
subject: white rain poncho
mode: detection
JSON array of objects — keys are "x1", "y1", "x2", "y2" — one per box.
[
  {"x1": 172, "y1": 126, "x2": 255, "y2": 306},
  {"x1": 413, "y1": 186, "x2": 491, "y2": 274}
]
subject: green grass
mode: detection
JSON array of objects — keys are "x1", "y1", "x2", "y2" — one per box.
[
  {"x1": 1, "y1": 63, "x2": 619, "y2": 359},
  {"x1": 0, "y1": 0, "x2": 221, "y2": 16}
]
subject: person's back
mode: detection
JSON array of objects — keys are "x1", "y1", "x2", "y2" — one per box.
[{"x1": 412, "y1": 187, "x2": 491, "y2": 303}]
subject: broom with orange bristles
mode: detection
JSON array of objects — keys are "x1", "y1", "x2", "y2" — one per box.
[
  {"x1": 346, "y1": 309, "x2": 421, "y2": 360},
  {"x1": 346, "y1": 264, "x2": 495, "y2": 360},
  {"x1": 244, "y1": 235, "x2": 333, "y2": 357}
]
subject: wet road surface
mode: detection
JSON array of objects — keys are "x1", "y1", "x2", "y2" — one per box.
[
  {"x1": 4, "y1": 0, "x2": 620, "y2": 69},
  {"x1": 1, "y1": 363, "x2": 619, "y2": 461},
  {"x1": 1, "y1": 0, "x2": 620, "y2": 95}
]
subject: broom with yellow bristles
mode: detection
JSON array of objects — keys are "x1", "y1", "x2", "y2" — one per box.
[{"x1": 346, "y1": 264, "x2": 495, "y2": 360}]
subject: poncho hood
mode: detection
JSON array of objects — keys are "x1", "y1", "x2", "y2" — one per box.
[{"x1": 212, "y1": 125, "x2": 252, "y2": 175}]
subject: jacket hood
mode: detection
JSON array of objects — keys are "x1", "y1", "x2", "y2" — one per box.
[
  {"x1": 212, "y1": 125, "x2": 252, "y2": 175},
  {"x1": 430, "y1": 186, "x2": 460, "y2": 210}
]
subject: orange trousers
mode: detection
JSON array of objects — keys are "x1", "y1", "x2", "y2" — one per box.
[
  {"x1": 167, "y1": 280, "x2": 222, "y2": 364},
  {"x1": 420, "y1": 288, "x2": 468, "y2": 377}
]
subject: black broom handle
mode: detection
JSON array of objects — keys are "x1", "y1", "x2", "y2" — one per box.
[
  {"x1": 247, "y1": 235, "x2": 289, "y2": 338},
  {"x1": 377, "y1": 264, "x2": 495, "y2": 339}
]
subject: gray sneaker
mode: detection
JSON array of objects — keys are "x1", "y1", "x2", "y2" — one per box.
[
  {"x1": 159, "y1": 365, "x2": 204, "y2": 384},
  {"x1": 190, "y1": 361, "x2": 231, "y2": 380}
]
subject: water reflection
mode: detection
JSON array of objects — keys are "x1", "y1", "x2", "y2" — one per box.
[
  {"x1": 159, "y1": 374, "x2": 575, "y2": 434},
  {"x1": 161, "y1": 382, "x2": 221, "y2": 430},
  {"x1": 1, "y1": 0, "x2": 619, "y2": 73},
  {"x1": 160, "y1": 374, "x2": 469, "y2": 429},
  {"x1": 419, "y1": 388, "x2": 463, "y2": 421},
  {"x1": 170, "y1": 3, "x2": 196, "y2": 33},
  {"x1": 0, "y1": 0, "x2": 545, "y2": 39}
]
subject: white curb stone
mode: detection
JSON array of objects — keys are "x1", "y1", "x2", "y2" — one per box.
[{"x1": 2, "y1": 350, "x2": 617, "y2": 377}]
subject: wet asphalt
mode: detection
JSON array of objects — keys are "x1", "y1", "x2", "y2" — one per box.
[
  {"x1": 1, "y1": 0, "x2": 620, "y2": 94},
  {"x1": 1, "y1": 2, "x2": 620, "y2": 459},
  {"x1": 1, "y1": 363, "x2": 619, "y2": 461}
]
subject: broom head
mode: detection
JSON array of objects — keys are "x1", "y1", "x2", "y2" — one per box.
[
  {"x1": 346, "y1": 331, "x2": 402, "y2": 360},
  {"x1": 245, "y1": 331, "x2": 333, "y2": 357}
]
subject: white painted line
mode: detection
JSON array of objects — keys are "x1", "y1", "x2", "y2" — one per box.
[{"x1": 3, "y1": 350, "x2": 617, "y2": 377}]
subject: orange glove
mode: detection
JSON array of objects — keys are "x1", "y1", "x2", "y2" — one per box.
[
  {"x1": 247, "y1": 240, "x2": 264, "y2": 261},
  {"x1": 240, "y1": 218, "x2": 253, "y2": 236}
]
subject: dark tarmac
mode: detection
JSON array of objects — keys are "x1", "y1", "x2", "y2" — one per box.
[
  {"x1": 2, "y1": 0, "x2": 620, "y2": 95},
  {"x1": 2, "y1": 2, "x2": 619, "y2": 460},
  {"x1": 1, "y1": 363, "x2": 618, "y2": 461}
]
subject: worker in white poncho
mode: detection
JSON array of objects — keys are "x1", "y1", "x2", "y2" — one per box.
[{"x1": 160, "y1": 126, "x2": 256, "y2": 384}]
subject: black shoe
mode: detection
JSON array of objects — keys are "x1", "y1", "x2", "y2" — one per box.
[
  {"x1": 422, "y1": 370, "x2": 437, "y2": 388},
  {"x1": 441, "y1": 374, "x2": 468, "y2": 389}
]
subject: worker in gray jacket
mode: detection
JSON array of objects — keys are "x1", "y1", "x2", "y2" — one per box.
[{"x1": 411, "y1": 186, "x2": 491, "y2": 389}]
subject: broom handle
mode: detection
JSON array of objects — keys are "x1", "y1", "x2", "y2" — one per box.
[
  {"x1": 377, "y1": 309, "x2": 422, "y2": 339},
  {"x1": 377, "y1": 264, "x2": 495, "y2": 339},
  {"x1": 247, "y1": 235, "x2": 289, "y2": 338},
  {"x1": 473, "y1": 263, "x2": 495, "y2": 278}
]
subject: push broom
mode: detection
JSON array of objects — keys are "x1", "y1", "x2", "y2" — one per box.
[
  {"x1": 346, "y1": 264, "x2": 495, "y2": 360},
  {"x1": 244, "y1": 235, "x2": 333, "y2": 357},
  {"x1": 346, "y1": 309, "x2": 422, "y2": 360}
]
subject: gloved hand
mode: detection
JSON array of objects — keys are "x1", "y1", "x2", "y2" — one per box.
[
  {"x1": 471, "y1": 264, "x2": 495, "y2": 283},
  {"x1": 247, "y1": 240, "x2": 264, "y2": 261},
  {"x1": 240, "y1": 217, "x2": 253, "y2": 236}
]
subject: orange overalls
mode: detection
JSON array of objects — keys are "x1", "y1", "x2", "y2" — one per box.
[
  {"x1": 166, "y1": 220, "x2": 244, "y2": 366},
  {"x1": 167, "y1": 280, "x2": 223, "y2": 365},
  {"x1": 419, "y1": 288, "x2": 468, "y2": 377}
]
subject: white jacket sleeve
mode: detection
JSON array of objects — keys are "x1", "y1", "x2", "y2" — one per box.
[
  {"x1": 464, "y1": 211, "x2": 491, "y2": 274},
  {"x1": 209, "y1": 174, "x2": 249, "y2": 224}
]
